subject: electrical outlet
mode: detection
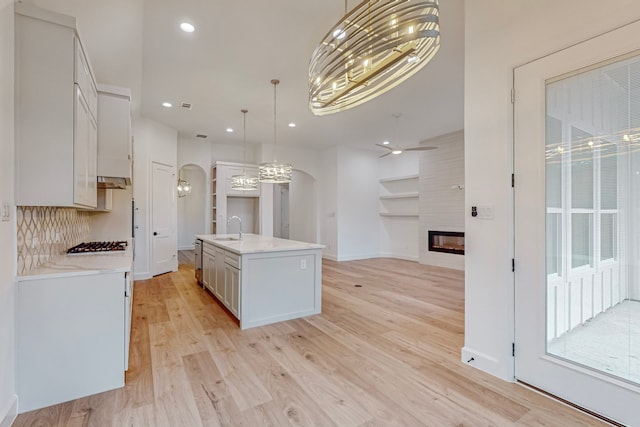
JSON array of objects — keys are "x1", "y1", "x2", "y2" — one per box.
[{"x1": 300, "y1": 259, "x2": 307, "y2": 270}]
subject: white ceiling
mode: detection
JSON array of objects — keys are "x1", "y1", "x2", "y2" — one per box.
[{"x1": 29, "y1": 0, "x2": 465, "y2": 153}]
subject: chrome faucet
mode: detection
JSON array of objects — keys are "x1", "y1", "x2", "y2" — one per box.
[{"x1": 228, "y1": 216, "x2": 242, "y2": 240}]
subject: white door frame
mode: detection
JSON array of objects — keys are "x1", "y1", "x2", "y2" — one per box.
[{"x1": 513, "y1": 19, "x2": 640, "y2": 425}]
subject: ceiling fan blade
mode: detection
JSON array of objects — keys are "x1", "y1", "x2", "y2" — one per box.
[
  {"x1": 379, "y1": 152, "x2": 392, "y2": 158},
  {"x1": 405, "y1": 146, "x2": 437, "y2": 151},
  {"x1": 375, "y1": 143, "x2": 393, "y2": 151}
]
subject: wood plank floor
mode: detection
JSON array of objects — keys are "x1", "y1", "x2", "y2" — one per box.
[{"x1": 14, "y1": 258, "x2": 609, "y2": 426}]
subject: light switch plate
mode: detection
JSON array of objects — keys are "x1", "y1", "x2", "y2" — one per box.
[
  {"x1": 1, "y1": 204, "x2": 9, "y2": 222},
  {"x1": 476, "y1": 205, "x2": 494, "y2": 220}
]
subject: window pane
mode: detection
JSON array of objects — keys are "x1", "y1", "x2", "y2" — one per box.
[
  {"x1": 600, "y1": 143, "x2": 618, "y2": 209},
  {"x1": 600, "y1": 213, "x2": 616, "y2": 261},
  {"x1": 571, "y1": 213, "x2": 591, "y2": 268},
  {"x1": 546, "y1": 116, "x2": 563, "y2": 208},
  {"x1": 571, "y1": 127, "x2": 594, "y2": 209},
  {"x1": 546, "y1": 213, "x2": 561, "y2": 274}
]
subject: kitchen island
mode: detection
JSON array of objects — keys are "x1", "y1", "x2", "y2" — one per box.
[{"x1": 196, "y1": 234, "x2": 324, "y2": 329}]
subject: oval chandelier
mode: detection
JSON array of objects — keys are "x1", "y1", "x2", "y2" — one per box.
[
  {"x1": 309, "y1": 0, "x2": 440, "y2": 116},
  {"x1": 259, "y1": 79, "x2": 293, "y2": 183},
  {"x1": 230, "y1": 109, "x2": 259, "y2": 190}
]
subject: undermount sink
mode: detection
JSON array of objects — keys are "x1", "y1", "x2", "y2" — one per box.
[{"x1": 214, "y1": 237, "x2": 238, "y2": 241}]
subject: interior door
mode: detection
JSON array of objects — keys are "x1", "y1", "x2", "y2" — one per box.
[
  {"x1": 514, "y1": 20, "x2": 640, "y2": 425},
  {"x1": 152, "y1": 162, "x2": 177, "y2": 276}
]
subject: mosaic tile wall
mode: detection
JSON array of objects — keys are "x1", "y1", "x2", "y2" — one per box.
[{"x1": 17, "y1": 206, "x2": 90, "y2": 275}]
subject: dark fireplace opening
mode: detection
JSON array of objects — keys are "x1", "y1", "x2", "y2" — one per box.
[{"x1": 428, "y1": 231, "x2": 464, "y2": 255}]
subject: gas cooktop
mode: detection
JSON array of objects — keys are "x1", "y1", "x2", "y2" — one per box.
[{"x1": 67, "y1": 241, "x2": 128, "y2": 255}]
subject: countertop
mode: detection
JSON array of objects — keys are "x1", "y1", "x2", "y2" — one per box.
[
  {"x1": 196, "y1": 234, "x2": 324, "y2": 255},
  {"x1": 17, "y1": 239, "x2": 134, "y2": 281}
]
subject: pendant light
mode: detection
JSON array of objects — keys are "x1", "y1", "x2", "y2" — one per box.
[
  {"x1": 309, "y1": 0, "x2": 440, "y2": 116},
  {"x1": 177, "y1": 170, "x2": 192, "y2": 198},
  {"x1": 259, "y1": 79, "x2": 293, "y2": 183},
  {"x1": 230, "y1": 109, "x2": 259, "y2": 190}
]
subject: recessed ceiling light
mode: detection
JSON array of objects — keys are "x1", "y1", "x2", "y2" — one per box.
[
  {"x1": 226, "y1": 128, "x2": 234, "y2": 133},
  {"x1": 162, "y1": 102, "x2": 172, "y2": 108},
  {"x1": 180, "y1": 22, "x2": 195, "y2": 33},
  {"x1": 382, "y1": 140, "x2": 390, "y2": 145},
  {"x1": 288, "y1": 122, "x2": 296, "y2": 128}
]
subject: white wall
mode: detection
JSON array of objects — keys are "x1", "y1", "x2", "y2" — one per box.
[
  {"x1": 319, "y1": 147, "x2": 338, "y2": 259},
  {"x1": 420, "y1": 130, "x2": 465, "y2": 270},
  {"x1": 463, "y1": 0, "x2": 640, "y2": 380},
  {"x1": 0, "y1": 0, "x2": 16, "y2": 423},
  {"x1": 336, "y1": 146, "x2": 380, "y2": 261},
  {"x1": 177, "y1": 165, "x2": 206, "y2": 250},
  {"x1": 132, "y1": 117, "x2": 178, "y2": 279},
  {"x1": 289, "y1": 170, "x2": 317, "y2": 243}
]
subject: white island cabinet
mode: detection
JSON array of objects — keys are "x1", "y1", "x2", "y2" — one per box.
[{"x1": 196, "y1": 234, "x2": 324, "y2": 329}]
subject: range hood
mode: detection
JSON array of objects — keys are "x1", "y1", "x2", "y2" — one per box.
[{"x1": 97, "y1": 176, "x2": 130, "y2": 189}]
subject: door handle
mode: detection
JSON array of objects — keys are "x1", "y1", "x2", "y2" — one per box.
[{"x1": 153, "y1": 232, "x2": 158, "y2": 236}]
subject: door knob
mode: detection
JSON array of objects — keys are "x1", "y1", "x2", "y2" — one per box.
[{"x1": 153, "y1": 232, "x2": 158, "y2": 236}]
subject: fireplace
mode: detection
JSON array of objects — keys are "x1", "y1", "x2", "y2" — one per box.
[{"x1": 428, "y1": 231, "x2": 464, "y2": 255}]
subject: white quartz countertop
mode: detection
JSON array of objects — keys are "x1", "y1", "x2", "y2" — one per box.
[
  {"x1": 196, "y1": 234, "x2": 324, "y2": 255},
  {"x1": 17, "y1": 239, "x2": 134, "y2": 281}
]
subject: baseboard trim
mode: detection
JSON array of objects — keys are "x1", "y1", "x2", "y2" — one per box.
[
  {"x1": 133, "y1": 272, "x2": 152, "y2": 281},
  {"x1": 178, "y1": 245, "x2": 195, "y2": 251},
  {"x1": 336, "y1": 253, "x2": 384, "y2": 262},
  {"x1": 0, "y1": 395, "x2": 17, "y2": 427},
  {"x1": 461, "y1": 346, "x2": 514, "y2": 382},
  {"x1": 322, "y1": 253, "x2": 420, "y2": 263}
]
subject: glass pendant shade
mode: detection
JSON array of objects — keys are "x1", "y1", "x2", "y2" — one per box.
[
  {"x1": 177, "y1": 178, "x2": 191, "y2": 197},
  {"x1": 259, "y1": 79, "x2": 292, "y2": 183},
  {"x1": 231, "y1": 109, "x2": 259, "y2": 190},
  {"x1": 309, "y1": 0, "x2": 440, "y2": 116},
  {"x1": 258, "y1": 162, "x2": 293, "y2": 183},
  {"x1": 230, "y1": 174, "x2": 259, "y2": 190}
]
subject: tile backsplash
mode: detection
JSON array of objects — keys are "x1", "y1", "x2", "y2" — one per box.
[{"x1": 17, "y1": 206, "x2": 90, "y2": 275}]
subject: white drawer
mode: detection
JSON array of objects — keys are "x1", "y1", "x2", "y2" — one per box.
[
  {"x1": 203, "y1": 243, "x2": 216, "y2": 257},
  {"x1": 224, "y1": 252, "x2": 240, "y2": 269}
]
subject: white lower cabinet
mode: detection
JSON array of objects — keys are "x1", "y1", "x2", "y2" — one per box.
[
  {"x1": 17, "y1": 272, "x2": 128, "y2": 412},
  {"x1": 214, "y1": 247, "x2": 225, "y2": 301},
  {"x1": 203, "y1": 242, "x2": 240, "y2": 318},
  {"x1": 224, "y1": 263, "x2": 240, "y2": 317},
  {"x1": 202, "y1": 245, "x2": 215, "y2": 292}
]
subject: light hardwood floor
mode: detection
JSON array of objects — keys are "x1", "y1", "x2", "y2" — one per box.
[{"x1": 14, "y1": 258, "x2": 609, "y2": 426}]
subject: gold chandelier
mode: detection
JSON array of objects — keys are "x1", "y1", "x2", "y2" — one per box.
[
  {"x1": 259, "y1": 79, "x2": 293, "y2": 183},
  {"x1": 230, "y1": 109, "x2": 259, "y2": 190},
  {"x1": 309, "y1": 0, "x2": 440, "y2": 116}
]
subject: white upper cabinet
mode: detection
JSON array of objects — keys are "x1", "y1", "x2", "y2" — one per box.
[
  {"x1": 97, "y1": 84, "x2": 132, "y2": 182},
  {"x1": 15, "y1": 4, "x2": 98, "y2": 208}
]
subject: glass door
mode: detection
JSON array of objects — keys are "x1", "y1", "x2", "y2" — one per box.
[{"x1": 514, "y1": 20, "x2": 640, "y2": 425}]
